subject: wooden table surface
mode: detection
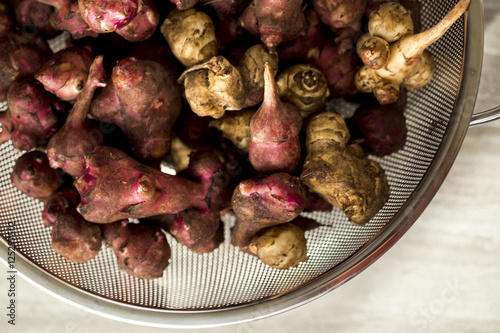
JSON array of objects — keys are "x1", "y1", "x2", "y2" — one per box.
[{"x1": 3, "y1": 1, "x2": 500, "y2": 332}]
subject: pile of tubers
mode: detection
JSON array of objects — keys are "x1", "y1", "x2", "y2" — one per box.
[{"x1": 0, "y1": 0, "x2": 470, "y2": 277}]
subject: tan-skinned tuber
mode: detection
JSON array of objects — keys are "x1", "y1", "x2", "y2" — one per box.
[
  {"x1": 355, "y1": 0, "x2": 471, "y2": 104},
  {"x1": 160, "y1": 8, "x2": 217, "y2": 68},
  {"x1": 300, "y1": 112, "x2": 390, "y2": 226},
  {"x1": 276, "y1": 63, "x2": 330, "y2": 118}
]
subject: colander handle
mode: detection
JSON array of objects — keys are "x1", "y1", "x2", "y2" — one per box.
[{"x1": 469, "y1": 105, "x2": 500, "y2": 126}]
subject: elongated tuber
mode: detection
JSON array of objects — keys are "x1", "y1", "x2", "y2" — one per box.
[
  {"x1": 51, "y1": 210, "x2": 102, "y2": 263},
  {"x1": 276, "y1": 63, "x2": 330, "y2": 118},
  {"x1": 355, "y1": 0, "x2": 471, "y2": 104},
  {"x1": 46, "y1": 55, "x2": 106, "y2": 177},
  {"x1": 74, "y1": 146, "x2": 227, "y2": 223},
  {"x1": 182, "y1": 56, "x2": 246, "y2": 119},
  {"x1": 6, "y1": 78, "x2": 64, "y2": 151},
  {"x1": 35, "y1": 46, "x2": 94, "y2": 102},
  {"x1": 238, "y1": 0, "x2": 307, "y2": 50},
  {"x1": 101, "y1": 220, "x2": 171, "y2": 279},
  {"x1": 231, "y1": 172, "x2": 305, "y2": 252},
  {"x1": 249, "y1": 63, "x2": 302, "y2": 174},
  {"x1": 300, "y1": 112, "x2": 390, "y2": 226},
  {"x1": 11, "y1": 150, "x2": 62, "y2": 199},
  {"x1": 160, "y1": 8, "x2": 217, "y2": 68}
]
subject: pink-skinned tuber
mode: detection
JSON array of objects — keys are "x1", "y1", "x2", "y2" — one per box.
[
  {"x1": 300, "y1": 112, "x2": 390, "y2": 226},
  {"x1": 78, "y1": 0, "x2": 141, "y2": 33},
  {"x1": 249, "y1": 63, "x2": 302, "y2": 174},
  {"x1": 231, "y1": 172, "x2": 305, "y2": 253},
  {"x1": 35, "y1": 0, "x2": 99, "y2": 39},
  {"x1": 46, "y1": 55, "x2": 107, "y2": 178},
  {"x1": 74, "y1": 146, "x2": 228, "y2": 223},
  {"x1": 101, "y1": 220, "x2": 171, "y2": 279},
  {"x1": 238, "y1": 0, "x2": 307, "y2": 50},
  {"x1": 169, "y1": 0, "x2": 244, "y2": 15},
  {"x1": 6, "y1": 78, "x2": 65, "y2": 151},
  {"x1": 42, "y1": 186, "x2": 81, "y2": 227},
  {"x1": 11, "y1": 150, "x2": 62, "y2": 199},
  {"x1": 35, "y1": 46, "x2": 94, "y2": 102},
  {"x1": 51, "y1": 209, "x2": 102, "y2": 263},
  {"x1": 13, "y1": 0, "x2": 57, "y2": 36},
  {"x1": 90, "y1": 56, "x2": 182, "y2": 161},
  {"x1": 142, "y1": 150, "x2": 230, "y2": 253},
  {"x1": 312, "y1": 0, "x2": 366, "y2": 29},
  {"x1": 115, "y1": 0, "x2": 159, "y2": 43},
  {"x1": 0, "y1": 30, "x2": 52, "y2": 102}
]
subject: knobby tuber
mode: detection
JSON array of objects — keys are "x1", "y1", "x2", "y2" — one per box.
[
  {"x1": 300, "y1": 112, "x2": 390, "y2": 226},
  {"x1": 231, "y1": 173, "x2": 307, "y2": 269},
  {"x1": 312, "y1": 0, "x2": 366, "y2": 29},
  {"x1": 42, "y1": 186, "x2": 81, "y2": 227},
  {"x1": 91, "y1": 56, "x2": 182, "y2": 161},
  {"x1": 355, "y1": 0, "x2": 471, "y2": 104},
  {"x1": 115, "y1": 0, "x2": 159, "y2": 42},
  {"x1": 0, "y1": 30, "x2": 52, "y2": 102},
  {"x1": 101, "y1": 220, "x2": 171, "y2": 279},
  {"x1": 160, "y1": 8, "x2": 217, "y2": 68},
  {"x1": 14, "y1": 0, "x2": 57, "y2": 36},
  {"x1": 74, "y1": 146, "x2": 226, "y2": 223},
  {"x1": 78, "y1": 0, "x2": 140, "y2": 33},
  {"x1": 209, "y1": 108, "x2": 255, "y2": 152},
  {"x1": 51, "y1": 209, "x2": 102, "y2": 263},
  {"x1": 46, "y1": 55, "x2": 106, "y2": 177},
  {"x1": 181, "y1": 56, "x2": 246, "y2": 119},
  {"x1": 238, "y1": 0, "x2": 307, "y2": 50},
  {"x1": 6, "y1": 78, "x2": 64, "y2": 151},
  {"x1": 35, "y1": 0, "x2": 99, "y2": 39},
  {"x1": 249, "y1": 63, "x2": 302, "y2": 174},
  {"x1": 35, "y1": 46, "x2": 94, "y2": 102},
  {"x1": 11, "y1": 150, "x2": 62, "y2": 199},
  {"x1": 277, "y1": 63, "x2": 330, "y2": 118},
  {"x1": 249, "y1": 223, "x2": 307, "y2": 270},
  {"x1": 231, "y1": 172, "x2": 305, "y2": 252},
  {"x1": 237, "y1": 44, "x2": 279, "y2": 108}
]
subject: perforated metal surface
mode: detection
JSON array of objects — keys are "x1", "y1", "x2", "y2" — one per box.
[{"x1": 0, "y1": 0, "x2": 483, "y2": 327}]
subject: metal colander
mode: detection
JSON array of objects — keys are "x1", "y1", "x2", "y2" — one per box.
[{"x1": 0, "y1": 0, "x2": 487, "y2": 328}]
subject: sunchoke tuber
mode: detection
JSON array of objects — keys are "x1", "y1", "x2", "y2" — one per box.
[{"x1": 300, "y1": 112, "x2": 390, "y2": 226}]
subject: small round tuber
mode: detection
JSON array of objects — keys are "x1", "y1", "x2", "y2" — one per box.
[
  {"x1": 78, "y1": 0, "x2": 141, "y2": 33},
  {"x1": 11, "y1": 150, "x2": 62, "y2": 199},
  {"x1": 209, "y1": 108, "x2": 255, "y2": 152},
  {"x1": 368, "y1": 2, "x2": 414, "y2": 43},
  {"x1": 249, "y1": 223, "x2": 307, "y2": 270},
  {"x1": 160, "y1": 8, "x2": 217, "y2": 68},
  {"x1": 115, "y1": 0, "x2": 159, "y2": 42},
  {"x1": 276, "y1": 63, "x2": 330, "y2": 118}
]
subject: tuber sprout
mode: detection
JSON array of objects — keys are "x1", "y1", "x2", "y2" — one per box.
[
  {"x1": 46, "y1": 55, "x2": 106, "y2": 177},
  {"x1": 355, "y1": 0, "x2": 471, "y2": 104}
]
